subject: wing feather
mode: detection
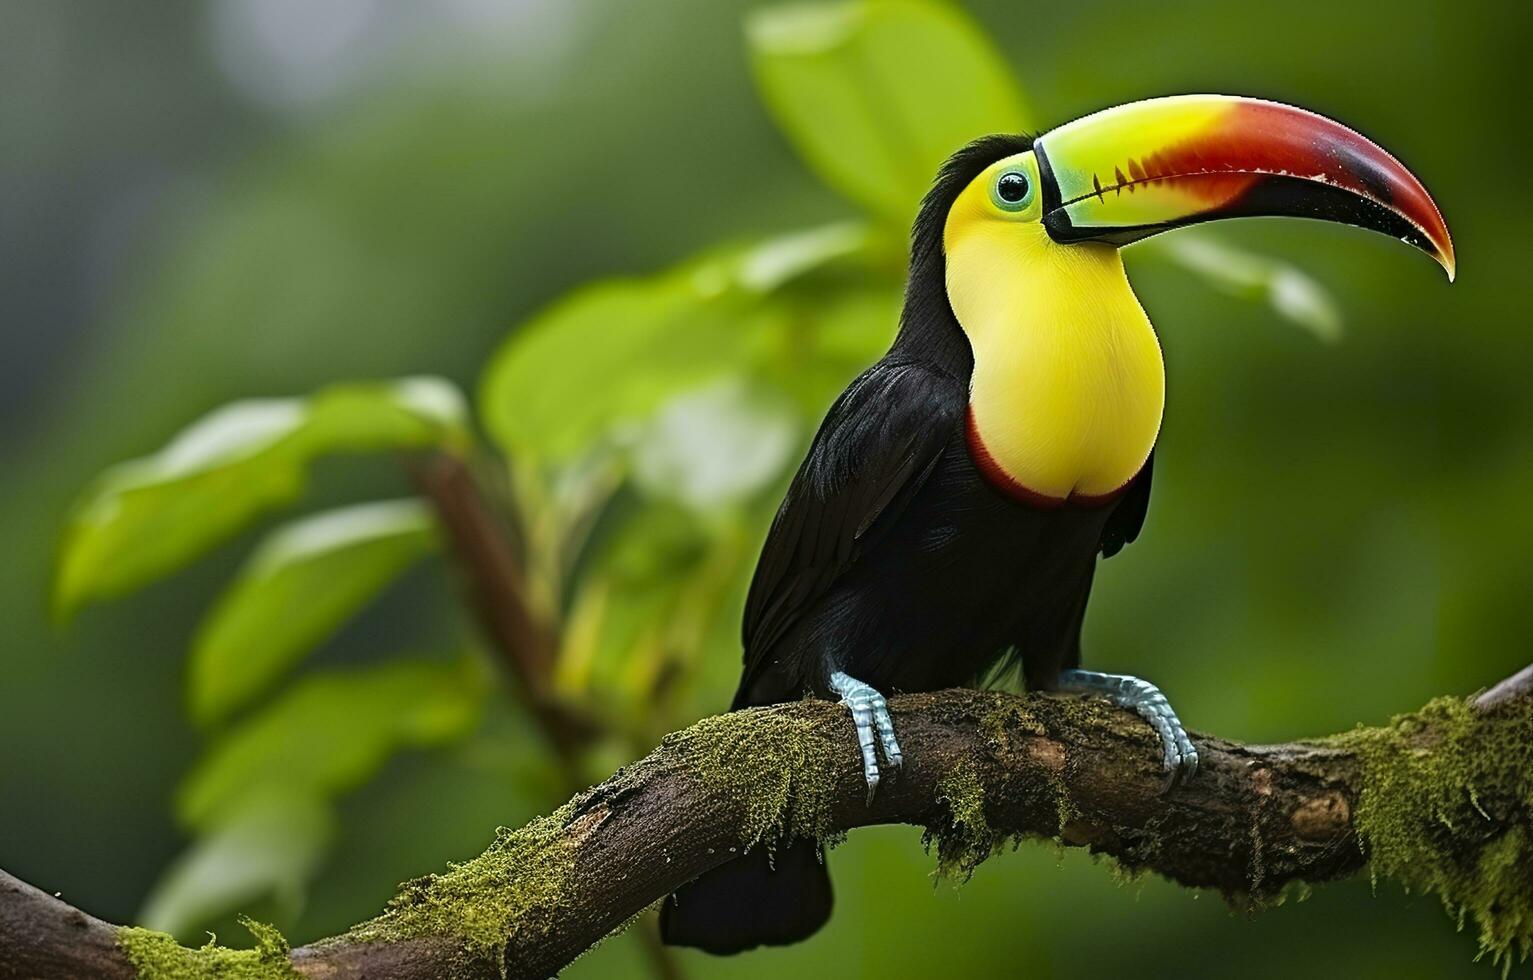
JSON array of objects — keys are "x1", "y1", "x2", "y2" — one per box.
[
  {"x1": 1098, "y1": 451, "x2": 1153, "y2": 558},
  {"x1": 739, "y1": 362, "x2": 961, "y2": 687}
]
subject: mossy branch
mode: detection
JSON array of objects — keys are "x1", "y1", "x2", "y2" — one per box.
[{"x1": 3, "y1": 668, "x2": 1530, "y2": 980}]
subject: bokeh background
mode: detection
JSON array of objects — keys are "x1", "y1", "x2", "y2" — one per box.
[{"x1": 4, "y1": 1, "x2": 1531, "y2": 977}]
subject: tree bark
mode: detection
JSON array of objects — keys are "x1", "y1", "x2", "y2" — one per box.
[{"x1": 2, "y1": 667, "x2": 1528, "y2": 980}]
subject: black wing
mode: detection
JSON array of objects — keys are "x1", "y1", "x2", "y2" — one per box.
[
  {"x1": 738, "y1": 360, "x2": 962, "y2": 697},
  {"x1": 1098, "y1": 451, "x2": 1153, "y2": 559}
]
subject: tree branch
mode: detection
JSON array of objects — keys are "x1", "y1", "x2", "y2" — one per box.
[
  {"x1": 1477, "y1": 663, "x2": 1533, "y2": 708},
  {"x1": 3, "y1": 670, "x2": 1529, "y2": 980}
]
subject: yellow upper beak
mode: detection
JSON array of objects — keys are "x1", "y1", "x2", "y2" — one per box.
[{"x1": 1033, "y1": 95, "x2": 1456, "y2": 281}]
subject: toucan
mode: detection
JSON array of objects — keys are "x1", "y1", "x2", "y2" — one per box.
[{"x1": 660, "y1": 94, "x2": 1454, "y2": 954}]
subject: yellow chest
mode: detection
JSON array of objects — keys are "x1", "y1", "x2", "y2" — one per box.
[{"x1": 945, "y1": 237, "x2": 1164, "y2": 504}]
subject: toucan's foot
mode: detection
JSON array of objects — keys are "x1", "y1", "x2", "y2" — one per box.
[
  {"x1": 828, "y1": 671, "x2": 902, "y2": 803},
  {"x1": 1057, "y1": 669, "x2": 1198, "y2": 782}
]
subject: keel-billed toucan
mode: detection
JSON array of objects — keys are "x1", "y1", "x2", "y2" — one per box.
[{"x1": 661, "y1": 95, "x2": 1454, "y2": 954}]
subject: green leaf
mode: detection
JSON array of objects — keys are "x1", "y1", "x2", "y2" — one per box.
[
  {"x1": 728, "y1": 221, "x2": 880, "y2": 294},
  {"x1": 556, "y1": 502, "x2": 706, "y2": 700},
  {"x1": 479, "y1": 222, "x2": 871, "y2": 465},
  {"x1": 1143, "y1": 232, "x2": 1345, "y2": 342},
  {"x1": 189, "y1": 500, "x2": 438, "y2": 727},
  {"x1": 629, "y1": 378, "x2": 800, "y2": 511},
  {"x1": 138, "y1": 789, "x2": 333, "y2": 939},
  {"x1": 480, "y1": 273, "x2": 737, "y2": 464},
  {"x1": 767, "y1": 284, "x2": 903, "y2": 416},
  {"x1": 55, "y1": 376, "x2": 467, "y2": 618},
  {"x1": 748, "y1": 0, "x2": 1032, "y2": 224},
  {"x1": 178, "y1": 658, "x2": 486, "y2": 830},
  {"x1": 555, "y1": 504, "x2": 748, "y2": 727},
  {"x1": 301, "y1": 376, "x2": 471, "y2": 451}
]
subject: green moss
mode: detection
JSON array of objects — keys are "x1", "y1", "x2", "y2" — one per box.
[
  {"x1": 924, "y1": 697, "x2": 1075, "y2": 881},
  {"x1": 986, "y1": 698, "x2": 1081, "y2": 831},
  {"x1": 116, "y1": 918, "x2": 299, "y2": 979},
  {"x1": 928, "y1": 760, "x2": 995, "y2": 879},
  {"x1": 1333, "y1": 695, "x2": 1533, "y2": 971},
  {"x1": 662, "y1": 703, "x2": 844, "y2": 849},
  {"x1": 346, "y1": 805, "x2": 576, "y2": 975},
  {"x1": 1104, "y1": 854, "x2": 1148, "y2": 889},
  {"x1": 977, "y1": 699, "x2": 1047, "y2": 743}
]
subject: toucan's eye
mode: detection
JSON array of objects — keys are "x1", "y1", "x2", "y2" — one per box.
[{"x1": 992, "y1": 170, "x2": 1032, "y2": 211}]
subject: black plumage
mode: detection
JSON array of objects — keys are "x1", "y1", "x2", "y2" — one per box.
[{"x1": 660, "y1": 135, "x2": 1153, "y2": 954}]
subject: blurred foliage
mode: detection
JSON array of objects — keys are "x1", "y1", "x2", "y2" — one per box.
[
  {"x1": 748, "y1": 0, "x2": 1031, "y2": 224},
  {"x1": 138, "y1": 790, "x2": 333, "y2": 937},
  {"x1": 189, "y1": 499, "x2": 438, "y2": 726},
  {"x1": 54, "y1": 378, "x2": 467, "y2": 619},
  {"x1": 145, "y1": 658, "x2": 486, "y2": 934},
  {"x1": 177, "y1": 659, "x2": 485, "y2": 830},
  {"x1": 8, "y1": 0, "x2": 1527, "y2": 976}
]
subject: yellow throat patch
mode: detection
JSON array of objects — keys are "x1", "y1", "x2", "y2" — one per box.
[{"x1": 943, "y1": 150, "x2": 1163, "y2": 505}]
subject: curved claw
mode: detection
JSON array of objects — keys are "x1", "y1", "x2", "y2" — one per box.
[
  {"x1": 829, "y1": 671, "x2": 902, "y2": 803},
  {"x1": 1057, "y1": 669, "x2": 1198, "y2": 784}
]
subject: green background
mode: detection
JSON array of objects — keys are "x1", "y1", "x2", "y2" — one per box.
[{"x1": 3, "y1": 1, "x2": 1529, "y2": 977}]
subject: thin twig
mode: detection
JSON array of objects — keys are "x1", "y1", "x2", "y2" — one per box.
[{"x1": 408, "y1": 452, "x2": 596, "y2": 764}]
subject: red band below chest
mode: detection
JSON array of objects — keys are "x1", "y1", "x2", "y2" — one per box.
[{"x1": 964, "y1": 407, "x2": 1132, "y2": 510}]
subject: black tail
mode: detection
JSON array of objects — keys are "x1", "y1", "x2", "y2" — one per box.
[{"x1": 659, "y1": 838, "x2": 832, "y2": 954}]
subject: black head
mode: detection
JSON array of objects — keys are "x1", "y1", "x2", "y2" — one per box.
[{"x1": 910, "y1": 133, "x2": 1036, "y2": 269}]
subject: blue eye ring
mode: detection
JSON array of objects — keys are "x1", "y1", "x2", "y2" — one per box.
[{"x1": 991, "y1": 169, "x2": 1032, "y2": 211}]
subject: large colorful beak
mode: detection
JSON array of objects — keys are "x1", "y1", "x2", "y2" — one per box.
[{"x1": 1034, "y1": 95, "x2": 1455, "y2": 280}]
